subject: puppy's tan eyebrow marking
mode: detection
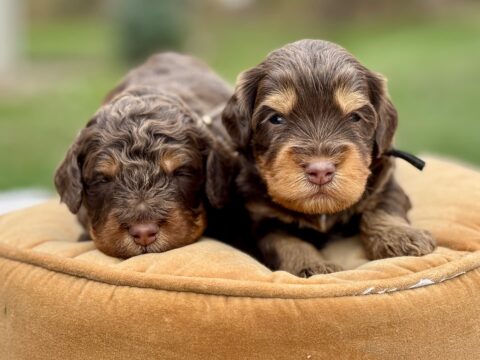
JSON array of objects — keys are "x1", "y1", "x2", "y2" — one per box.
[
  {"x1": 160, "y1": 151, "x2": 190, "y2": 173},
  {"x1": 260, "y1": 86, "x2": 297, "y2": 115},
  {"x1": 95, "y1": 158, "x2": 119, "y2": 177},
  {"x1": 335, "y1": 87, "x2": 369, "y2": 115}
]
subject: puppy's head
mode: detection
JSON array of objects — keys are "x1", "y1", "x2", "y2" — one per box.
[
  {"x1": 55, "y1": 88, "x2": 226, "y2": 258},
  {"x1": 222, "y1": 39, "x2": 397, "y2": 215}
]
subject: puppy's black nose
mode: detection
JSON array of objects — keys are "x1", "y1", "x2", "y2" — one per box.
[
  {"x1": 305, "y1": 161, "x2": 336, "y2": 185},
  {"x1": 129, "y1": 223, "x2": 159, "y2": 246}
]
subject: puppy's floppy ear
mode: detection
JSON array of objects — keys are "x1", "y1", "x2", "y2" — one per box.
[
  {"x1": 367, "y1": 71, "x2": 398, "y2": 157},
  {"x1": 205, "y1": 150, "x2": 236, "y2": 209},
  {"x1": 222, "y1": 66, "x2": 264, "y2": 150},
  {"x1": 54, "y1": 130, "x2": 89, "y2": 214}
]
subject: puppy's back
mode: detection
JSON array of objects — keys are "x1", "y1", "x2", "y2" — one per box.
[{"x1": 105, "y1": 52, "x2": 232, "y2": 116}]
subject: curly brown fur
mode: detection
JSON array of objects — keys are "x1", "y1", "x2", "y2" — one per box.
[
  {"x1": 55, "y1": 53, "x2": 234, "y2": 258},
  {"x1": 221, "y1": 40, "x2": 436, "y2": 276}
]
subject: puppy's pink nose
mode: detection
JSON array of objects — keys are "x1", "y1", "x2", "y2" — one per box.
[
  {"x1": 128, "y1": 223, "x2": 159, "y2": 246},
  {"x1": 305, "y1": 161, "x2": 336, "y2": 185}
]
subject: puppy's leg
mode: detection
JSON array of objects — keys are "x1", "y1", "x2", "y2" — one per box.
[
  {"x1": 360, "y1": 178, "x2": 436, "y2": 259},
  {"x1": 258, "y1": 232, "x2": 343, "y2": 277}
]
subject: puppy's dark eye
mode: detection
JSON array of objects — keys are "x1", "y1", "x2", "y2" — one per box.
[
  {"x1": 268, "y1": 114, "x2": 286, "y2": 125},
  {"x1": 348, "y1": 113, "x2": 362, "y2": 123}
]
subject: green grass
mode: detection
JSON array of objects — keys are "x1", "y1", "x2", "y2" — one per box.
[
  {"x1": 0, "y1": 70, "x2": 122, "y2": 189},
  {"x1": 26, "y1": 19, "x2": 113, "y2": 60},
  {"x1": 1, "y1": 14, "x2": 479, "y2": 190},
  {"x1": 0, "y1": 19, "x2": 125, "y2": 190},
  {"x1": 336, "y1": 20, "x2": 480, "y2": 163}
]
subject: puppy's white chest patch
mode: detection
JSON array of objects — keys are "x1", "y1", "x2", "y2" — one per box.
[
  {"x1": 298, "y1": 214, "x2": 333, "y2": 233},
  {"x1": 319, "y1": 214, "x2": 328, "y2": 233}
]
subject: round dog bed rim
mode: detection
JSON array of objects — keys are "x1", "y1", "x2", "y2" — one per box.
[{"x1": 1, "y1": 243, "x2": 478, "y2": 300}]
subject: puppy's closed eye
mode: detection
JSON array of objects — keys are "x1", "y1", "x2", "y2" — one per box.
[
  {"x1": 91, "y1": 175, "x2": 112, "y2": 185},
  {"x1": 85, "y1": 176, "x2": 112, "y2": 197},
  {"x1": 173, "y1": 166, "x2": 195, "y2": 178}
]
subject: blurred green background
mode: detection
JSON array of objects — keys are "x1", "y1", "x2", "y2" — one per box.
[{"x1": 0, "y1": 0, "x2": 479, "y2": 191}]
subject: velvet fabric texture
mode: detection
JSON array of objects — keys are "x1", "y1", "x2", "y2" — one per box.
[{"x1": 1, "y1": 156, "x2": 479, "y2": 359}]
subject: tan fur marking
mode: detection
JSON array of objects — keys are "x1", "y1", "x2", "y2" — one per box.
[
  {"x1": 257, "y1": 142, "x2": 371, "y2": 214},
  {"x1": 90, "y1": 214, "x2": 133, "y2": 258},
  {"x1": 160, "y1": 151, "x2": 190, "y2": 173},
  {"x1": 335, "y1": 87, "x2": 369, "y2": 115},
  {"x1": 91, "y1": 205, "x2": 206, "y2": 258},
  {"x1": 95, "y1": 158, "x2": 119, "y2": 178},
  {"x1": 260, "y1": 86, "x2": 297, "y2": 115},
  {"x1": 144, "y1": 205, "x2": 205, "y2": 254}
]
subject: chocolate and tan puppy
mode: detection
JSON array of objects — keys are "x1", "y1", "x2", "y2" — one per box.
[
  {"x1": 55, "y1": 53, "x2": 233, "y2": 258},
  {"x1": 221, "y1": 39, "x2": 436, "y2": 276}
]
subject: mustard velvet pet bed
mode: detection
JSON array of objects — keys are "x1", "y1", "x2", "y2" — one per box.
[{"x1": 1, "y1": 157, "x2": 479, "y2": 359}]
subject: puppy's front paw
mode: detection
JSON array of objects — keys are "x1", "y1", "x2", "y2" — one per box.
[
  {"x1": 366, "y1": 226, "x2": 436, "y2": 260},
  {"x1": 296, "y1": 261, "x2": 343, "y2": 278}
]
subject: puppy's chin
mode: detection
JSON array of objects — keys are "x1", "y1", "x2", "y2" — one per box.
[
  {"x1": 90, "y1": 207, "x2": 207, "y2": 258},
  {"x1": 257, "y1": 144, "x2": 371, "y2": 215}
]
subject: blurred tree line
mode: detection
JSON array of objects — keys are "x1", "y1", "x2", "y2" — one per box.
[{"x1": 24, "y1": 0, "x2": 480, "y2": 63}]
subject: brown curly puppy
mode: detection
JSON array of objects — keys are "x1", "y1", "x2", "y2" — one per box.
[
  {"x1": 221, "y1": 40, "x2": 436, "y2": 276},
  {"x1": 55, "y1": 53, "x2": 232, "y2": 258}
]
